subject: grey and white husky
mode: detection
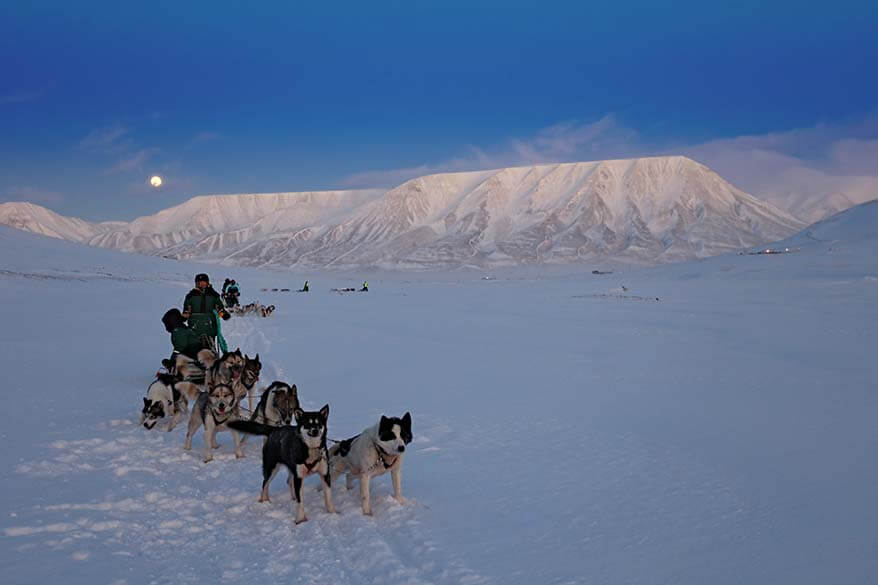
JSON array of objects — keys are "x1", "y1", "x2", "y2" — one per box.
[
  {"x1": 239, "y1": 381, "x2": 298, "y2": 447},
  {"x1": 184, "y1": 383, "x2": 244, "y2": 463},
  {"x1": 239, "y1": 353, "x2": 262, "y2": 412},
  {"x1": 228, "y1": 405, "x2": 334, "y2": 524},
  {"x1": 251, "y1": 382, "x2": 299, "y2": 426},
  {"x1": 141, "y1": 373, "x2": 200, "y2": 431},
  {"x1": 329, "y1": 412, "x2": 412, "y2": 515},
  {"x1": 199, "y1": 348, "x2": 246, "y2": 390}
]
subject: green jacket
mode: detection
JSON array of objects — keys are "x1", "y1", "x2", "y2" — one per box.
[
  {"x1": 171, "y1": 326, "x2": 205, "y2": 358},
  {"x1": 183, "y1": 286, "x2": 224, "y2": 338}
]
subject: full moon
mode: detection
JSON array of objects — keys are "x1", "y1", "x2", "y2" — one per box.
[{"x1": 150, "y1": 175, "x2": 163, "y2": 188}]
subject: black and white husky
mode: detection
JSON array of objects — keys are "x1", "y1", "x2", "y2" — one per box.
[
  {"x1": 228, "y1": 405, "x2": 334, "y2": 524},
  {"x1": 141, "y1": 373, "x2": 200, "y2": 431},
  {"x1": 329, "y1": 413, "x2": 412, "y2": 516},
  {"x1": 184, "y1": 383, "x2": 244, "y2": 463}
]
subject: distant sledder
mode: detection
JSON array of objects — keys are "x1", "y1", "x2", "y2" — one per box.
[
  {"x1": 298, "y1": 280, "x2": 309, "y2": 292},
  {"x1": 331, "y1": 280, "x2": 369, "y2": 294},
  {"x1": 223, "y1": 279, "x2": 241, "y2": 308}
]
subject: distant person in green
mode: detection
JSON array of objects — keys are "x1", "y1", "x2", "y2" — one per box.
[
  {"x1": 183, "y1": 273, "x2": 229, "y2": 351},
  {"x1": 360, "y1": 280, "x2": 368, "y2": 292},
  {"x1": 225, "y1": 279, "x2": 241, "y2": 308},
  {"x1": 161, "y1": 308, "x2": 204, "y2": 359}
]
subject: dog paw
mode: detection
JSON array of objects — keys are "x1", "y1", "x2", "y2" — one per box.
[
  {"x1": 203, "y1": 456, "x2": 213, "y2": 463},
  {"x1": 295, "y1": 516, "x2": 308, "y2": 525},
  {"x1": 394, "y1": 496, "x2": 407, "y2": 505}
]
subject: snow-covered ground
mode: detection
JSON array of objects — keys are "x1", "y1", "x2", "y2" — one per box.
[{"x1": 1, "y1": 203, "x2": 876, "y2": 584}]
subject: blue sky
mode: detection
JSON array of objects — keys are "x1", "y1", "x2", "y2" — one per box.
[{"x1": 1, "y1": 0, "x2": 876, "y2": 220}]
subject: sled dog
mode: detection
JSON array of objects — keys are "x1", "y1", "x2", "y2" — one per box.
[
  {"x1": 250, "y1": 381, "x2": 299, "y2": 427},
  {"x1": 199, "y1": 348, "x2": 246, "y2": 389},
  {"x1": 239, "y1": 353, "x2": 262, "y2": 412},
  {"x1": 184, "y1": 382, "x2": 244, "y2": 463},
  {"x1": 141, "y1": 373, "x2": 200, "y2": 431},
  {"x1": 329, "y1": 412, "x2": 412, "y2": 515},
  {"x1": 239, "y1": 381, "x2": 297, "y2": 447},
  {"x1": 228, "y1": 405, "x2": 334, "y2": 524}
]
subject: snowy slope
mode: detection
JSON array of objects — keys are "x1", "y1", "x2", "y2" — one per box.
[
  {"x1": 1, "y1": 222, "x2": 876, "y2": 584},
  {"x1": 87, "y1": 190, "x2": 385, "y2": 258},
  {"x1": 753, "y1": 168, "x2": 878, "y2": 224},
  {"x1": 776, "y1": 198, "x2": 878, "y2": 248},
  {"x1": 0, "y1": 157, "x2": 804, "y2": 269},
  {"x1": 0, "y1": 201, "x2": 117, "y2": 242}
]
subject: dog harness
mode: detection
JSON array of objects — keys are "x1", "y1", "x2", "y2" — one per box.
[
  {"x1": 373, "y1": 442, "x2": 399, "y2": 470},
  {"x1": 302, "y1": 448, "x2": 326, "y2": 473}
]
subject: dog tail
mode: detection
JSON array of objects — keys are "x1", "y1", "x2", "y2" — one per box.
[
  {"x1": 174, "y1": 381, "x2": 201, "y2": 401},
  {"x1": 227, "y1": 420, "x2": 274, "y2": 436}
]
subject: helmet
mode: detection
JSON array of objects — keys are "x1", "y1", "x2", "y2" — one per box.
[{"x1": 195, "y1": 273, "x2": 209, "y2": 283}]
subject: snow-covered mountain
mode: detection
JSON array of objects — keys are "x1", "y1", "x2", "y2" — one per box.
[
  {"x1": 0, "y1": 157, "x2": 806, "y2": 268},
  {"x1": 751, "y1": 167, "x2": 878, "y2": 224},
  {"x1": 772, "y1": 198, "x2": 878, "y2": 250},
  {"x1": 0, "y1": 201, "x2": 121, "y2": 242}
]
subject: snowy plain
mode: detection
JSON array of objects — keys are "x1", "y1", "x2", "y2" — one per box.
[{"x1": 1, "y1": 203, "x2": 877, "y2": 585}]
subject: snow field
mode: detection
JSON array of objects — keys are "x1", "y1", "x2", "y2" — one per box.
[{"x1": 1, "y1": 214, "x2": 877, "y2": 584}]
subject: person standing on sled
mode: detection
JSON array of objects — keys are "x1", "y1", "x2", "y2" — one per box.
[{"x1": 183, "y1": 273, "x2": 229, "y2": 352}]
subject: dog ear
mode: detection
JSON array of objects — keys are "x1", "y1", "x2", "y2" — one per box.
[
  {"x1": 379, "y1": 415, "x2": 391, "y2": 433},
  {"x1": 143, "y1": 397, "x2": 150, "y2": 406},
  {"x1": 319, "y1": 404, "x2": 329, "y2": 420},
  {"x1": 255, "y1": 353, "x2": 260, "y2": 362},
  {"x1": 401, "y1": 412, "x2": 413, "y2": 442},
  {"x1": 293, "y1": 408, "x2": 305, "y2": 422}
]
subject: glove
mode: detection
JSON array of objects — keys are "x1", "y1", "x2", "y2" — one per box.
[{"x1": 221, "y1": 310, "x2": 231, "y2": 320}]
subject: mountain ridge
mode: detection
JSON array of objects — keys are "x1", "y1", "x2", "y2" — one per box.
[{"x1": 0, "y1": 156, "x2": 806, "y2": 269}]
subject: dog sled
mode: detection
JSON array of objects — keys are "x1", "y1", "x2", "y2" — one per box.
[{"x1": 162, "y1": 352, "x2": 208, "y2": 384}]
